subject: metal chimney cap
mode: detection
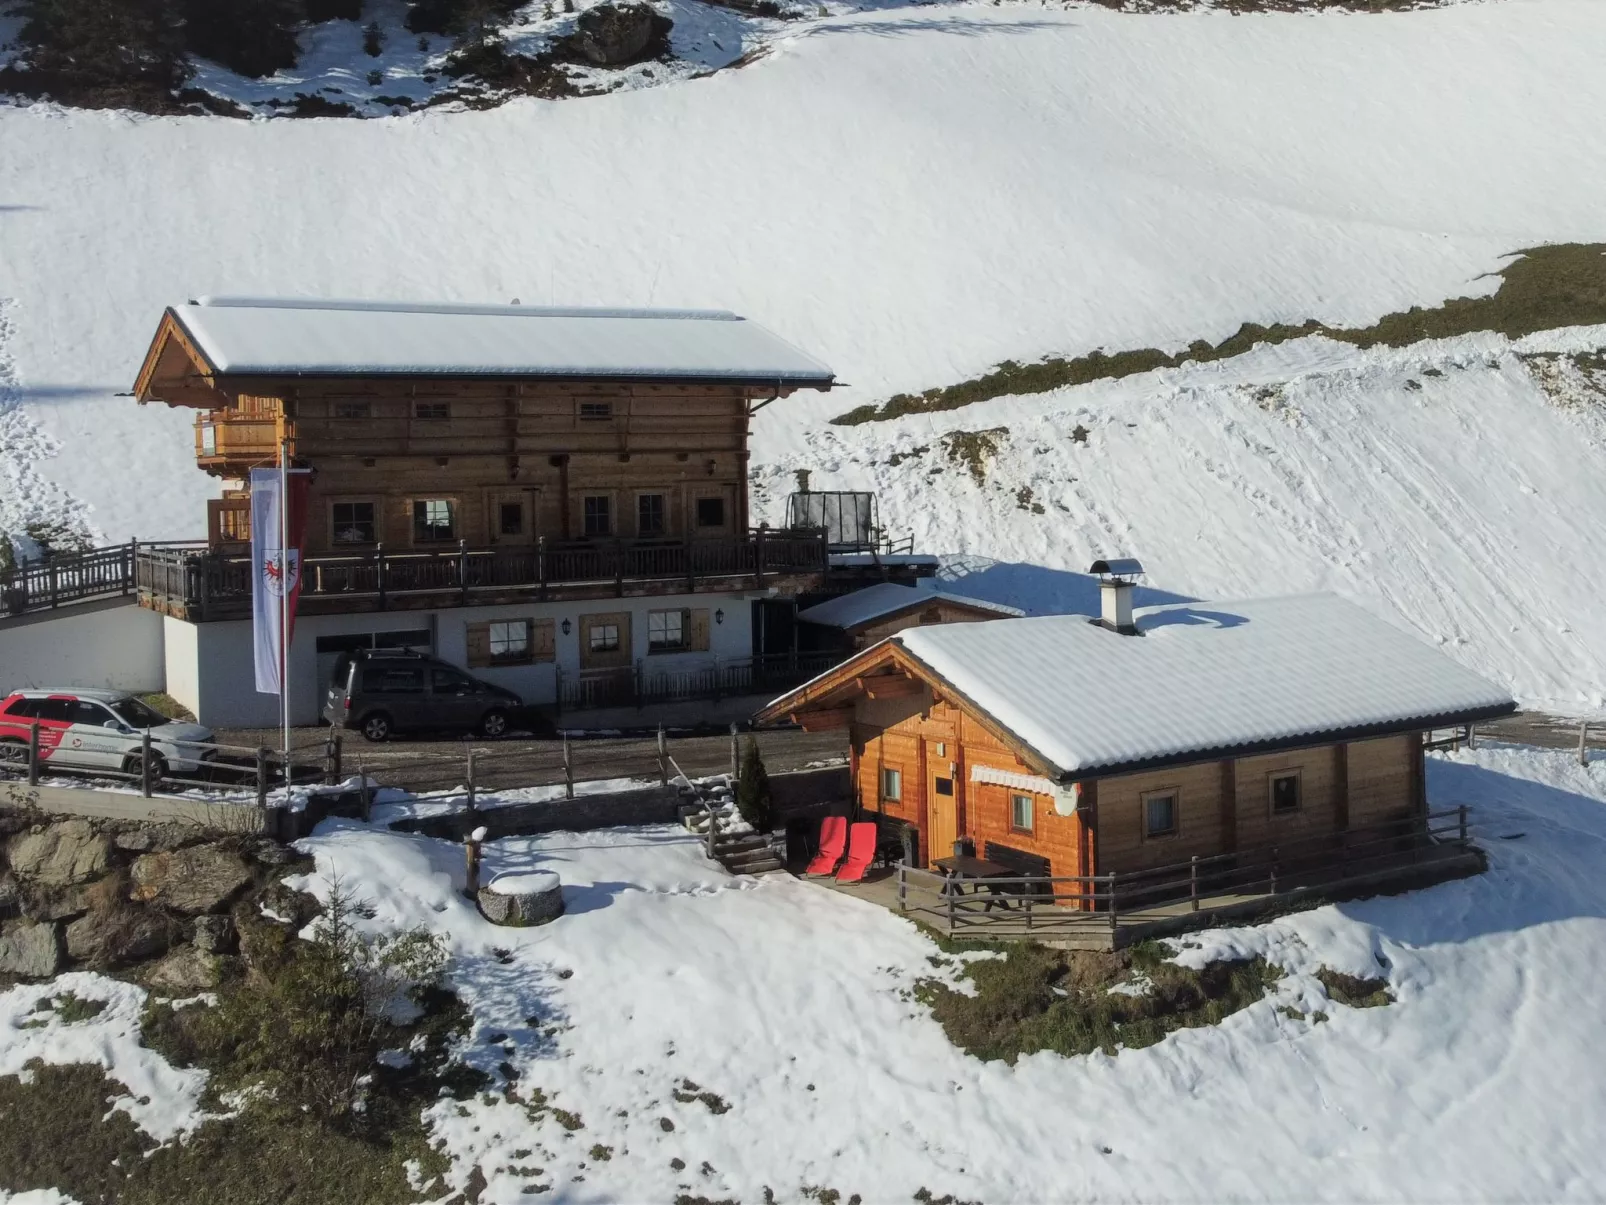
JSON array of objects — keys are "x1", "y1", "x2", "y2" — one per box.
[{"x1": 1090, "y1": 557, "x2": 1144, "y2": 580}]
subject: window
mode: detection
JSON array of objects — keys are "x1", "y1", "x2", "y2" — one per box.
[
  {"x1": 334, "y1": 402, "x2": 371, "y2": 419},
  {"x1": 499, "y1": 502, "x2": 524, "y2": 536},
  {"x1": 1144, "y1": 791, "x2": 1179, "y2": 839},
  {"x1": 412, "y1": 499, "x2": 456, "y2": 542},
  {"x1": 583, "y1": 495, "x2": 612, "y2": 537},
  {"x1": 578, "y1": 401, "x2": 613, "y2": 421},
  {"x1": 1010, "y1": 793, "x2": 1035, "y2": 833},
  {"x1": 934, "y1": 777, "x2": 954, "y2": 796},
  {"x1": 29, "y1": 698, "x2": 76, "y2": 724},
  {"x1": 200, "y1": 424, "x2": 216, "y2": 455},
  {"x1": 696, "y1": 497, "x2": 726, "y2": 528},
  {"x1": 110, "y1": 698, "x2": 166, "y2": 728},
  {"x1": 1271, "y1": 772, "x2": 1302, "y2": 815},
  {"x1": 332, "y1": 501, "x2": 377, "y2": 545},
  {"x1": 367, "y1": 667, "x2": 424, "y2": 695},
  {"x1": 648, "y1": 609, "x2": 684, "y2": 651},
  {"x1": 489, "y1": 620, "x2": 531, "y2": 663},
  {"x1": 588, "y1": 623, "x2": 621, "y2": 653},
  {"x1": 414, "y1": 402, "x2": 450, "y2": 420},
  {"x1": 3, "y1": 697, "x2": 35, "y2": 717},
  {"x1": 70, "y1": 701, "x2": 116, "y2": 728},
  {"x1": 637, "y1": 493, "x2": 666, "y2": 537},
  {"x1": 430, "y1": 667, "x2": 475, "y2": 694},
  {"x1": 880, "y1": 767, "x2": 902, "y2": 801}
]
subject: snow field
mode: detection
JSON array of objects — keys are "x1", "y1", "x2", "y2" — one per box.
[
  {"x1": 751, "y1": 328, "x2": 1606, "y2": 713},
  {"x1": 276, "y1": 742, "x2": 1606, "y2": 1203}
]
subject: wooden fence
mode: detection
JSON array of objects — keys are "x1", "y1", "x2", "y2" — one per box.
[
  {"x1": 893, "y1": 807, "x2": 1477, "y2": 946},
  {"x1": 0, "y1": 543, "x2": 139, "y2": 616}
]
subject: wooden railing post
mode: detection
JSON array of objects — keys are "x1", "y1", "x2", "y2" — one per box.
[
  {"x1": 1580, "y1": 720, "x2": 1590, "y2": 767},
  {"x1": 325, "y1": 732, "x2": 342, "y2": 786},
  {"x1": 685, "y1": 531, "x2": 696, "y2": 594},
  {"x1": 1190, "y1": 855, "x2": 1199, "y2": 912},
  {"x1": 657, "y1": 725, "x2": 669, "y2": 788},
  {"x1": 465, "y1": 749, "x2": 478, "y2": 815},
  {"x1": 729, "y1": 722, "x2": 740, "y2": 785},
  {"x1": 1107, "y1": 873, "x2": 1118, "y2": 943},
  {"x1": 614, "y1": 539, "x2": 625, "y2": 598},
  {"x1": 375, "y1": 542, "x2": 387, "y2": 610},
  {"x1": 537, "y1": 535, "x2": 548, "y2": 600},
  {"x1": 897, "y1": 863, "x2": 907, "y2": 912},
  {"x1": 755, "y1": 524, "x2": 767, "y2": 588},
  {"x1": 140, "y1": 729, "x2": 153, "y2": 799},
  {"x1": 562, "y1": 730, "x2": 574, "y2": 799},
  {"x1": 256, "y1": 747, "x2": 271, "y2": 809},
  {"x1": 1269, "y1": 848, "x2": 1279, "y2": 895},
  {"x1": 458, "y1": 539, "x2": 469, "y2": 605},
  {"x1": 27, "y1": 722, "x2": 40, "y2": 787},
  {"x1": 357, "y1": 757, "x2": 371, "y2": 822},
  {"x1": 1458, "y1": 804, "x2": 1468, "y2": 846}
]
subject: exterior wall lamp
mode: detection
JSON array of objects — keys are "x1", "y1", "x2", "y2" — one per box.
[
  {"x1": 561, "y1": 618, "x2": 572, "y2": 636},
  {"x1": 714, "y1": 609, "x2": 724, "y2": 625}
]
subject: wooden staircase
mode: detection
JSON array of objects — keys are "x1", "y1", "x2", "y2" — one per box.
[{"x1": 675, "y1": 775, "x2": 785, "y2": 876}]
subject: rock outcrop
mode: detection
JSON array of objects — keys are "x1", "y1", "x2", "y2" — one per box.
[
  {"x1": 7, "y1": 820, "x2": 112, "y2": 887},
  {"x1": 0, "y1": 919, "x2": 62, "y2": 978},
  {"x1": 130, "y1": 844, "x2": 253, "y2": 915},
  {"x1": 561, "y1": 2, "x2": 671, "y2": 67},
  {"x1": 144, "y1": 945, "x2": 222, "y2": 994},
  {"x1": 65, "y1": 908, "x2": 172, "y2": 968}
]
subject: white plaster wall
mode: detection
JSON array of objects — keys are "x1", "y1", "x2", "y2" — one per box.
[
  {"x1": 171, "y1": 592, "x2": 762, "y2": 728},
  {"x1": 0, "y1": 601, "x2": 165, "y2": 693}
]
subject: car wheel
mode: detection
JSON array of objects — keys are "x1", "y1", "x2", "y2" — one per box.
[
  {"x1": 0, "y1": 737, "x2": 26, "y2": 767},
  {"x1": 360, "y1": 713, "x2": 393, "y2": 743},
  {"x1": 123, "y1": 751, "x2": 169, "y2": 785},
  {"x1": 478, "y1": 709, "x2": 509, "y2": 739}
]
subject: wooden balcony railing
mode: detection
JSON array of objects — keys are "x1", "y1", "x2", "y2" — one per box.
[
  {"x1": 195, "y1": 414, "x2": 281, "y2": 466},
  {"x1": 134, "y1": 530, "x2": 829, "y2": 620}
]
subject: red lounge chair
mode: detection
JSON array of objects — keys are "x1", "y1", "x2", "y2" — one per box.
[
  {"x1": 835, "y1": 822, "x2": 878, "y2": 884},
  {"x1": 805, "y1": 816, "x2": 848, "y2": 876}
]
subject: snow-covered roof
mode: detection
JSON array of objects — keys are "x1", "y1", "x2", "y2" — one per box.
[
  {"x1": 167, "y1": 297, "x2": 835, "y2": 385},
  {"x1": 797, "y1": 582, "x2": 1023, "y2": 629},
  {"x1": 893, "y1": 593, "x2": 1514, "y2": 777}
]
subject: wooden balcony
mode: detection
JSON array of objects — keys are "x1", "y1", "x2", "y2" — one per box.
[
  {"x1": 134, "y1": 530, "x2": 830, "y2": 621},
  {"x1": 196, "y1": 414, "x2": 281, "y2": 474}
]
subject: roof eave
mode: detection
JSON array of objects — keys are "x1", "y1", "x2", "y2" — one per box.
[
  {"x1": 1057, "y1": 699, "x2": 1518, "y2": 783},
  {"x1": 200, "y1": 366, "x2": 835, "y2": 389}
]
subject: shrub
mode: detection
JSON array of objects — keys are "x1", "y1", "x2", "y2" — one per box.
[
  {"x1": 735, "y1": 738, "x2": 773, "y2": 832},
  {"x1": 362, "y1": 20, "x2": 384, "y2": 55},
  {"x1": 2, "y1": 0, "x2": 191, "y2": 109},
  {"x1": 180, "y1": 0, "x2": 303, "y2": 78},
  {"x1": 150, "y1": 885, "x2": 448, "y2": 1128}
]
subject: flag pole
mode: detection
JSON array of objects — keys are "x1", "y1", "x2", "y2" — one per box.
[{"x1": 280, "y1": 436, "x2": 290, "y2": 797}]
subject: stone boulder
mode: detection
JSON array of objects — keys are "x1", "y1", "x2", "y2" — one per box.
[
  {"x1": 144, "y1": 945, "x2": 222, "y2": 994},
  {"x1": 478, "y1": 870, "x2": 564, "y2": 926},
  {"x1": 130, "y1": 844, "x2": 253, "y2": 915},
  {"x1": 113, "y1": 823, "x2": 202, "y2": 856},
  {"x1": 192, "y1": 914, "x2": 236, "y2": 954},
  {"x1": 7, "y1": 820, "x2": 112, "y2": 887},
  {"x1": 65, "y1": 908, "x2": 172, "y2": 968},
  {"x1": 562, "y1": 2, "x2": 671, "y2": 67},
  {"x1": 0, "y1": 919, "x2": 61, "y2": 978}
]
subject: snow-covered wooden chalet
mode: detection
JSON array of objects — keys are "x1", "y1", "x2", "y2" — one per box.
[{"x1": 757, "y1": 574, "x2": 1515, "y2": 884}]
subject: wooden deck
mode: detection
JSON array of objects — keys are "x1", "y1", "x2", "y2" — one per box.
[{"x1": 800, "y1": 815, "x2": 1484, "y2": 950}]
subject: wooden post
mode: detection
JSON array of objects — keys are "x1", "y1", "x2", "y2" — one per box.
[
  {"x1": 1269, "y1": 848, "x2": 1279, "y2": 896},
  {"x1": 27, "y1": 722, "x2": 40, "y2": 787},
  {"x1": 458, "y1": 538, "x2": 469, "y2": 606},
  {"x1": 464, "y1": 825, "x2": 486, "y2": 896},
  {"x1": 897, "y1": 862, "x2": 906, "y2": 912},
  {"x1": 1107, "y1": 873, "x2": 1118, "y2": 943},
  {"x1": 730, "y1": 722, "x2": 740, "y2": 786},
  {"x1": 256, "y1": 747, "x2": 271, "y2": 809},
  {"x1": 325, "y1": 732, "x2": 342, "y2": 786},
  {"x1": 1458, "y1": 804, "x2": 1468, "y2": 846},
  {"x1": 1579, "y1": 721, "x2": 1590, "y2": 767},
  {"x1": 537, "y1": 535, "x2": 548, "y2": 600},
  {"x1": 706, "y1": 801, "x2": 718, "y2": 860},
  {"x1": 141, "y1": 729, "x2": 153, "y2": 799},
  {"x1": 1190, "y1": 855, "x2": 1199, "y2": 912},
  {"x1": 1467, "y1": 723, "x2": 1477, "y2": 750},
  {"x1": 562, "y1": 730, "x2": 574, "y2": 799},
  {"x1": 375, "y1": 542, "x2": 387, "y2": 610},
  {"x1": 466, "y1": 749, "x2": 478, "y2": 814},
  {"x1": 755, "y1": 524, "x2": 767, "y2": 589},
  {"x1": 357, "y1": 757, "x2": 371, "y2": 823},
  {"x1": 614, "y1": 539, "x2": 624, "y2": 598},
  {"x1": 657, "y1": 725, "x2": 669, "y2": 787}
]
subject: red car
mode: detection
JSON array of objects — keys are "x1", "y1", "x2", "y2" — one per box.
[{"x1": 0, "y1": 689, "x2": 215, "y2": 780}]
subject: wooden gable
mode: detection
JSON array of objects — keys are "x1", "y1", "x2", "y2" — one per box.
[{"x1": 133, "y1": 310, "x2": 227, "y2": 408}]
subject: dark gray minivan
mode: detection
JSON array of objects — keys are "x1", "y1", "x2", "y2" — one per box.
[{"x1": 323, "y1": 648, "x2": 526, "y2": 742}]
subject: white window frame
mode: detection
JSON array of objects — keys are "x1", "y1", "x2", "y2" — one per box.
[
  {"x1": 489, "y1": 620, "x2": 531, "y2": 663},
  {"x1": 1010, "y1": 792, "x2": 1035, "y2": 833},
  {"x1": 880, "y1": 766, "x2": 902, "y2": 802},
  {"x1": 330, "y1": 498, "x2": 378, "y2": 546},
  {"x1": 647, "y1": 609, "x2": 685, "y2": 652}
]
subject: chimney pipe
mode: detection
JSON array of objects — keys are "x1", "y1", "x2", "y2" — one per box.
[{"x1": 1089, "y1": 557, "x2": 1144, "y2": 636}]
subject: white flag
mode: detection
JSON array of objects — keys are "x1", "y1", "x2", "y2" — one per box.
[{"x1": 250, "y1": 467, "x2": 308, "y2": 695}]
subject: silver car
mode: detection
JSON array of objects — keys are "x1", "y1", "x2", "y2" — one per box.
[{"x1": 0, "y1": 688, "x2": 215, "y2": 781}]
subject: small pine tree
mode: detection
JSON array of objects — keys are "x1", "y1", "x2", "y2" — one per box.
[
  {"x1": 735, "y1": 737, "x2": 773, "y2": 833},
  {"x1": 362, "y1": 20, "x2": 384, "y2": 55},
  {"x1": 7, "y1": 0, "x2": 191, "y2": 107},
  {"x1": 180, "y1": 0, "x2": 303, "y2": 78}
]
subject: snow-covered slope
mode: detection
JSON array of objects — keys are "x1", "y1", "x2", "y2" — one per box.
[
  {"x1": 2, "y1": 0, "x2": 1605, "y2": 702},
  {"x1": 268, "y1": 743, "x2": 1606, "y2": 1203}
]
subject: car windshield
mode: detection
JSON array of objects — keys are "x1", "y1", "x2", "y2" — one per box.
[{"x1": 110, "y1": 697, "x2": 169, "y2": 728}]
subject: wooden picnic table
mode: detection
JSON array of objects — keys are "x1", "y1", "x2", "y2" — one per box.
[{"x1": 933, "y1": 855, "x2": 1019, "y2": 910}]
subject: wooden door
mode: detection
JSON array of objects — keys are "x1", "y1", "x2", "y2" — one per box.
[{"x1": 928, "y1": 760, "x2": 959, "y2": 862}]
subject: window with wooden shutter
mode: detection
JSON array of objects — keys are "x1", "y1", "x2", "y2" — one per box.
[
  {"x1": 466, "y1": 621, "x2": 492, "y2": 668},
  {"x1": 685, "y1": 608, "x2": 711, "y2": 652}
]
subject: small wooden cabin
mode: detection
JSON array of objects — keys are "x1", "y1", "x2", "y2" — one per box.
[
  {"x1": 758, "y1": 591, "x2": 1515, "y2": 882},
  {"x1": 796, "y1": 582, "x2": 1023, "y2": 653}
]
